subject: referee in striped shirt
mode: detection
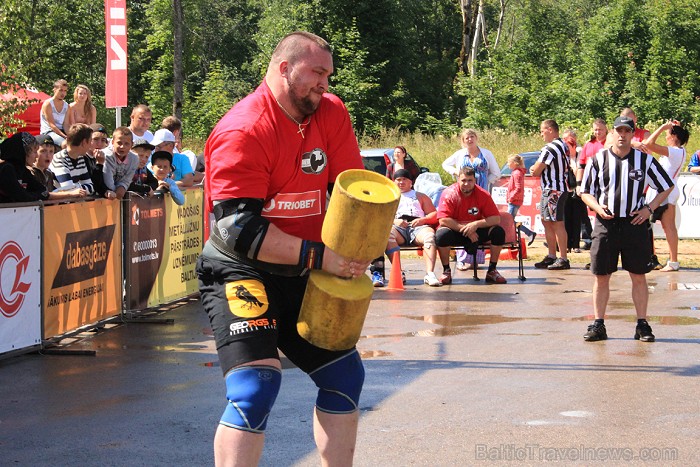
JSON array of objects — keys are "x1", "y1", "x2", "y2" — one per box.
[
  {"x1": 530, "y1": 119, "x2": 571, "y2": 270},
  {"x1": 579, "y1": 115, "x2": 674, "y2": 342}
]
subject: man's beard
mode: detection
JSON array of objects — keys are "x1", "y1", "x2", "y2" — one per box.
[
  {"x1": 460, "y1": 186, "x2": 474, "y2": 195},
  {"x1": 286, "y1": 76, "x2": 321, "y2": 117}
]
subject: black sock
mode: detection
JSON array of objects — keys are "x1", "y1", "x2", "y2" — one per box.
[
  {"x1": 443, "y1": 264, "x2": 450, "y2": 272},
  {"x1": 487, "y1": 261, "x2": 497, "y2": 272},
  {"x1": 594, "y1": 319, "x2": 604, "y2": 326}
]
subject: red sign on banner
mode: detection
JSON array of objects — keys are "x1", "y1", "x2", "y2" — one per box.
[{"x1": 104, "y1": 0, "x2": 127, "y2": 108}]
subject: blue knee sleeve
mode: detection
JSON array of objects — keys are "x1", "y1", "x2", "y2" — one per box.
[
  {"x1": 220, "y1": 366, "x2": 282, "y2": 433},
  {"x1": 309, "y1": 351, "x2": 364, "y2": 414}
]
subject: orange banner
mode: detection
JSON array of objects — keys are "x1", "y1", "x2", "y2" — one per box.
[{"x1": 43, "y1": 200, "x2": 122, "y2": 338}]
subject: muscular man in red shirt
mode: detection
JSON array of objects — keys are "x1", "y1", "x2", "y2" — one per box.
[{"x1": 197, "y1": 31, "x2": 369, "y2": 466}]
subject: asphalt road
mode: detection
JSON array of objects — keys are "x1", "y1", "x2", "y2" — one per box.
[{"x1": 1, "y1": 258, "x2": 699, "y2": 466}]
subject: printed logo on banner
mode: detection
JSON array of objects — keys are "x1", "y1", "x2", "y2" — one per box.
[
  {"x1": 262, "y1": 191, "x2": 322, "y2": 218},
  {"x1": 51, "y1": 225, "x2": 116, "y2": 289},
  {"x1": 0, "y1": 241, "x2": 31, "y2": 318},
  {"x1": 132, "y1": 204, "x2": 140, "y2": 225}
]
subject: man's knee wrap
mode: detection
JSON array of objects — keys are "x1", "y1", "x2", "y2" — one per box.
[
  {"x1": 309, "y1": 351, "x2": 364, "y2": 414},
  {"x1": 220, "y1": 366, "x2": 282, "y2": 433},
  {"x1": 489, "y1": 225, "x2": 506, "y2": 245}
]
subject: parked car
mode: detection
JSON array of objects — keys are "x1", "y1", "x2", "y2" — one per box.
[
  {"x1": 360, "y1": 148, "x2": 428, "y2": 179},
  {"x1": 498, "y1": 151, "x2": 540, "y2": 176}
]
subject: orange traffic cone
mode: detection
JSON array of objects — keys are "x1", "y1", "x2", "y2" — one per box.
[{"x1": 386, "y1": 250, "x2": 404, "y2": 291}]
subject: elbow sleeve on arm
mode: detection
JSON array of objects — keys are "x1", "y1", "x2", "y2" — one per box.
[{"x1": 212, "y1": 198, "x2": 270, "y2": 260}]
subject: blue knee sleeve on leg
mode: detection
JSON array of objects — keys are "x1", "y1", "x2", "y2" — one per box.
[
  {"x1": 220, "y1": 366, "x2": 282, "y2": 433},
  {"x1": 309, "y1": 351, "x2": 365, "y2": 414}
]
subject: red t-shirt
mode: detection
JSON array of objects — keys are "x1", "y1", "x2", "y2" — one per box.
[
  {"x1": 204, "y1": 81, "x2": 362, "y2": 241},
  {"x1": 437, "y1": 183, "x2": 500, "y2": 223},
  {"x1": 579, "y1": 140, "x2": 604, "y2": 168},
  {"x1": 633, "y1": 128, "x2": 648, "y2": 143}
]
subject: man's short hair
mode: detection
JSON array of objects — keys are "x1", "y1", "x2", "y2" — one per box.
[
  {"x1": 542, "y1": 119, "x2": 559, "y2": 132},
  {"x1": 270, "y1": 31, "x2": 332, "y2": 68},
  {"x1": 53, "y1": 79, "x2": 68, "y2": 89},
  {"x1": 130, "y1": 104, "x2": 152, "y2": 118},
  {"x1": 112, "y1": 126, "x2": 133, "y2": 141},
  {"x1": 620, "y1": 107, "x2": 636, "y2": 119},
  {"x1": 161, "y1": 116, "x2": 182, "y2": 133},
  {"x1": 458, "y1": 166, "x2": 476, "y2": 178},
  {"x1": 66, "y1": 123, "x2": 93, "y2": 147}
]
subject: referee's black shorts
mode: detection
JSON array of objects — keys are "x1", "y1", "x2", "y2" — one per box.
[{"x1": 590, "y1": 216, "x2": 654, "y2": 275}]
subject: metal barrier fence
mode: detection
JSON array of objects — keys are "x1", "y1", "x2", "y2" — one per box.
[{"x1": 0, "y1": 187, "x2": 204, "y2": 358}]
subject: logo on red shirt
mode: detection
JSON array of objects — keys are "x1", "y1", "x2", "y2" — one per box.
[
  {"x1": 263, "y1": 191, "x2": 322, "y2": 218},
  {"x1": 301, "y1": 149, "x2": 327, "y2": 175}
]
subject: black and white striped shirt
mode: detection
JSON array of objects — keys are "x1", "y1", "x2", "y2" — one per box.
[
  {"x1": 49, "y1": 149, "x2": 96, "y2": 194},
  {"x1": 536, "y1": 138, "x2": 569, "y2": 192},
  {"x1": 581, "y1": 148, "x2": 674, "y2": 218}
]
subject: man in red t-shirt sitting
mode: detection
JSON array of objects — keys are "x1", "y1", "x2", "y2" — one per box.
[{"x1": 435, "y1": 166, "x2": 507, "y2": 284}]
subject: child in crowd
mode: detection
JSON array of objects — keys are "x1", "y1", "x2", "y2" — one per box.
[
  {"x1": 506, "y1": 154, "x2": 536, "y2": 245},
  {"x1": 50, "y1": 124, "x2": 98, "y2": 195},
  {"x1": 30, "y1": 134, "x2": 58, "y2": 192},
  {"x1": 103, "y1": 126, "x2": 137, "y2": 200},
  {"x1": 128, "y1": 137, "x2": 158, "y2": 196},
  {"x1": 151, "y1": 150, "x2": 185, "y2": 205},
  {"x1": 87, "y1": 123, "x2": 109, "y2": 196}
]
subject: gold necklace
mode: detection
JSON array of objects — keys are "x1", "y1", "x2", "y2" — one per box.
[{"x1": 274, "y1": 97, "x2": 310, "y2": 138}]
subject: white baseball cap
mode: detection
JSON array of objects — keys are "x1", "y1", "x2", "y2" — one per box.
[{"x1": 151, "y1": 128, "x2": 176, "y2": 146}]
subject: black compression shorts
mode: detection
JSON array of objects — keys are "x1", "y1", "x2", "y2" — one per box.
[{"x1": 196, "y1": 253, "x2": 353, "y2": 375}]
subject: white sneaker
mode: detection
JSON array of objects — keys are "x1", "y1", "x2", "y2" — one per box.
[
  {"x1": 424, "y1": 272, "x2": 442, "y2": 287},
  {"x1": 456, "y1": 261, "x2": 471, "y2": 271}
]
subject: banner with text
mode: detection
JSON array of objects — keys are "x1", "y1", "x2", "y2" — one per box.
[
  {"x1": 43, "y1": 200, "x2": 122, "y2": 338},
  {"x1": 148, "y1": 189, "x2": 202, "y2": 307},
  {"x1": 104, "y1": 0, "x2": 128, "y2": 108},
  {"x1": 124, "y1": 196, "x2": 166, "y2": 311},
  {"x1": 0, "y1": 205, "x2": 42, "y2": 354}
]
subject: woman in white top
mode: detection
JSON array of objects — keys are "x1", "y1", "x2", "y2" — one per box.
[
  {"x1": 442, "y1": 128, "x2": 501, "y2": 189},
  {"x1": 441, "y1": 128, "x2": 501, "y2": 270},
  {"x1": 40, "y1": 79, "x2": 69, "y2": 146},
  {"x1": 643, "y1": 120, "x2": 690, "y2": 271},
  {"x1": 64, "y1": 84, "x2": 97, "y2": 129}
]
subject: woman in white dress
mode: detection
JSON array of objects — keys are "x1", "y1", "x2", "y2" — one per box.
[{"x1": 643, "y1": 120, "x2": 690, "y2": 271}]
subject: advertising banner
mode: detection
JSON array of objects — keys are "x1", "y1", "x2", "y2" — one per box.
[
  {"x1": 43, "y1": 200, "x2": 122, "y2": 338},
  {"x1": 653, "y1": 174, "x2": 700, "y2": 239},
  {"x1": 148, "y1": 189, "x2": 203, "y2": 307},
  {"x1": 492, "y1": 178, "x2": 544, "y2": 234},
  {"x1": 0, "y1": 205, "x2": 41, "y2": 354},
  {"x1": 104, "y1": 0, "x2": 128, "y2": 108},
  {"x1": 124, "y1": 196, "x2": 166, "y2": 311}
]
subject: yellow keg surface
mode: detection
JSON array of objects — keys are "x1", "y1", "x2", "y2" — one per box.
[
  {"x1": 322, "y1": 169, "x2": 400, "y2": 261},
  {"x1": 343, "y1": 177, "x2": 400, "y2": 204},
  {"x1": 297, "y1": 271, "x2": 374, "y2": 351}
]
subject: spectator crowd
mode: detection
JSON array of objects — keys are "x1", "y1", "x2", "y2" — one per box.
[{"x1": 1, "y1": 79, "x2": 205, "y2": 206}]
